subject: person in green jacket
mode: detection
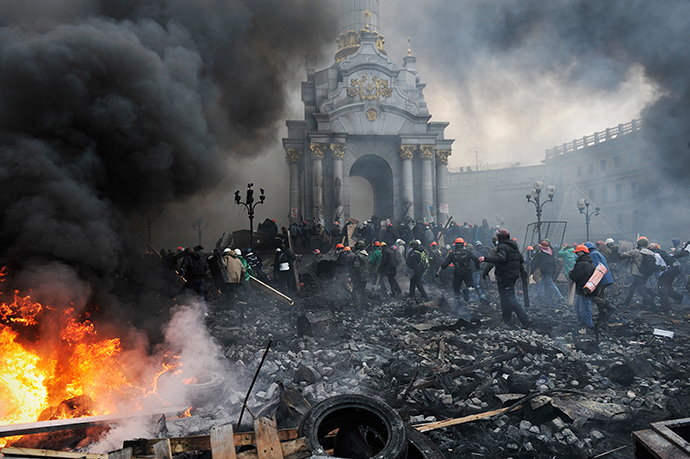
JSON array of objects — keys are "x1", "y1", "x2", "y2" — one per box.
[
  {"x1": 368, "y1": 241, "x2": 383, "y2": 292},
  {"x1": 558, "y1": 244, "x2": 577, "y2": 278}
]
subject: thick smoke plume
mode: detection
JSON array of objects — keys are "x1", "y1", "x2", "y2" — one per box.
[
  {"x1": 382, "y1": 0, "x2": 690, "y2": 237},
  {"x1": 0, "y1": 0, "x2": 337, "y2": 279}
]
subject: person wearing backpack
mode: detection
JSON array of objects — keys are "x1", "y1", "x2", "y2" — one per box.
[
  {"x1": 350, "y1": 240, "x2": 371, "y2": 307},
  {"x1": 585, "y1": 242, "x2": 617, "y2": 324},
  {"x1": 179, "y1": 247, "x2": 208, "y2": 297},
  {"x1": 406, "y1": 240, "x2": 430, "y2": 301},
  {"x1": 649, "y1": 243, "x2": 684, "y2": 310},
  {"x1": 437, "y1": 238, "x2": 480, "y2": 308},
  {"x1": 619, "y1": 237, "x2": 656, "y2": 308}
]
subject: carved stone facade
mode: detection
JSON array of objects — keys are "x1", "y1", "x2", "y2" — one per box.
[{"x1": 283, "y1": 0, "x2": 453, "y2": 225}]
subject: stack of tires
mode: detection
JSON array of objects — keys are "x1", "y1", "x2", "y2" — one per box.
[{"x1": 298, "y1": 394, "x2": 444, "y2": 459}]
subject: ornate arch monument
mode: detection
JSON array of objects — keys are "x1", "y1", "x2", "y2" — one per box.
[{"x1": 283, "y1": 0, "x2": 453, "y2": 226}]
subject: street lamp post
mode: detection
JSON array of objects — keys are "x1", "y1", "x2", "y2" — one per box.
[
  {"x1": 577, "y1": 199, "x2": 600, "y2": 242},
  {"x1": 525, "y1": 180, "x2": 556, "y2": 243},
  {"x1": 235, "y1": 183, "x2": 265, "y2": 252}
]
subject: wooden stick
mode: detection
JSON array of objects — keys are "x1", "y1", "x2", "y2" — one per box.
[
  {"x1": 249, "y1": 276, "x2": 294, "y2": 306},
  {"x1": 414, "y1": 405, "x2": 521, "y2": 433},
  {"x1": 237, "y1": 339, "x2": 273, "y2": 430},
  {"x1": 592, "y1": 445, "x2": 627, "y2": 458}
]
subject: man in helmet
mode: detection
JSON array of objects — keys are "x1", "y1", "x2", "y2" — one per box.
[
  {"x1": 350, "y1": 240, "x2": 370, "y2": 306},
  {"x1": 649, "y1": 242, "x2": 684, "y2": 310},
  {"x1": 437, "y1": 238, "x2": 480, "y2": 310},
  {"x1": 406, "y1": 239, "x2": 430, "y2": 301},
  {"x1": 479, "y1": 229, "x2": 532, "y2": 328},
  {"x1": 428, "y1": 241, "x2": 443, "y2": 282},
  {"x1": 569, "y1": 244, "x2": 596, "y2": 332},
  {"x1": 379, "y1": 242, "x2": 402, "y2": 297}
]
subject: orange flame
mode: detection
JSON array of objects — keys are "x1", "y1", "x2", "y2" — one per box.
[{"x1": 0, "y1": 276, "x2": 181, "y2": 448}]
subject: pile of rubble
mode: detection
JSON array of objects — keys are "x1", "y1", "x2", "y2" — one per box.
[{"x1": 196, "y1": 279, "x2": 690, "y2": 459}]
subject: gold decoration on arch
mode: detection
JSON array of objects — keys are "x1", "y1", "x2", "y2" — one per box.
[
  {"x1": 348, "y1": 74, "x2": 393, "y2": 100},
  {"x1": 366, "y1": 108, "x2": 378, "y2": 121},
  {"x1": 420, "y1": 145, "x2": 435, "y2": 159}
]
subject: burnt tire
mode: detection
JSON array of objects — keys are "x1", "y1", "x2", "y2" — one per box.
[
  {"x1": 405, "y1": 426, "x2": 445, "y2": 459},
  {"x1": 298, "y1": 394, "x2": 407, "y2": 459}
]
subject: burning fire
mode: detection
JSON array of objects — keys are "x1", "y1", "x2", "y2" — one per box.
[{"x1": 0, "y1": 268, "x2": 186, "y2": 448}]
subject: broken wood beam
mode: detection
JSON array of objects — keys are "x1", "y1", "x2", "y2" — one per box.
[
  {"x1": 235, "y1": 438, "x2": 310, "y2": 459},
  {"x1": 0, "y1": 408, "x2": 188, "y2": 438},
  {"x1": 249, "y1": 276, "x2": 294, "y2": 306},
  {"x1": 414, "y1": 404, "x2": 524, "y2": 433},
  {"x1": 153, "y1": 440, "x2": 172, "y2": 459},
  {"x1": 1, "y1": 448, "x2": 106, "y2": 459},
  {"x1": 107, "y1": 448, "x2": 132, "y2": 459},
  {"x1": 122, "y1": 429, "x2": 299, "y2": 455}
]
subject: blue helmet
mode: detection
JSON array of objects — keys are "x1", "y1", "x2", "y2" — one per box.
[{"x1": 584, "y1": 241, "x2": 596, "y2": 250}]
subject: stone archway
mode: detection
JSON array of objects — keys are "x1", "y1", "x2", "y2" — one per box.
[{"x1": 349, "y1": 155, "x2": 394, "y2": 220}]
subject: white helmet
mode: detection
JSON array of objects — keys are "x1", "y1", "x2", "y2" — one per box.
[
  {"x1": 223, "y1": 248, "x2": 232, "y2": 254},
  {"x1": 234, "y1": 249, "x2": 242, "y2": 256},
  {"x1": 605, "y1": 238, "x2": 614, "y2": 245}
]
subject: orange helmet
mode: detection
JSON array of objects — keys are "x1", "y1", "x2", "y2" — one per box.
[
  {"x1": 336, "y1": 243, "x2": 344, "y2": 249},
  {"x1": 374, "y1": 241, "x2": 380, "y2": 246},
  {"x1": 455, "y1": 238, "x2": 465, "y2": 244},
  {"x1": 430, "y1": 241, "x2": 438, "y2": 246},
  {"x1": 526, "y1": 246, "x2": 534, "y2": 251},
  {"x1": 343, "y1": 246, "x2": 351, "y2": 252},
  {"x1": 574, "y1": 244, "x2": 590, "y2": 254}
]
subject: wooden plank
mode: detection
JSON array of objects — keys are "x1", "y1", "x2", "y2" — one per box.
[
  {"x1": 122, "y1": 430, "x2": 298, "y2": 455},
  {"x1": 235, "y1": 439, "x2": 310, "y2": 459},
  {"x1": 253, "y1": 416, "x2": 283, "y2": 459},
  {"x1": 153, "y1": 440, "x2": 172, "y2": 459},
  {"x1": 1, "y1": 448, "x2": 106, "y2": 459},
  {"x1": 414, "y1": 405, "x2": 521, "y2": 433},
  {"x1": 210, "y1": 424, "x2": 237, "y2": 459},
  {"x1": 107, "y1": 448, "x2": 132, "y2": 459},
  {"x1": 0, "y1": 409, "x2": 188, "y2": 438}
]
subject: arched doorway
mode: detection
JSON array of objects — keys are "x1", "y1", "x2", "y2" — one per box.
[{"x1": 350, "y1": 155, "x2": 394, "y2": 220}]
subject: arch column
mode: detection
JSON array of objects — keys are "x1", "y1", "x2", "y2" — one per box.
[
  {"x1": 400, "y1": 144, "x2": 416, "y2": 220},
  {"x1": 331, "y1": 143, "x2": 346, "y2": 225},
  {"x1": 435, "y1": 149, "x2": 452, "y2": 225},
  {"x1": 310, "y1": 142, "x2": 327, "y2": 226},
  {"x1": 286, "y1": 148, "x2": 302, "y2": 223},
  {"x1": 420, "y1": 145, "x2": 434, "y2": 222}
]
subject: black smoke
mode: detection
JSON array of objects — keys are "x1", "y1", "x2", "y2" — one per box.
[{"x1": 0, "y1": 0, "x2": 337, "y2": 278}]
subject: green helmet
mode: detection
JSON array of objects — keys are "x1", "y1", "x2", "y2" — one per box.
[
  {"x1": 354, "y1": 240, "x2": 365, "y2": 250},
  {"x1": 409, "y1": 240, "x2": 419, "y2": 248}
]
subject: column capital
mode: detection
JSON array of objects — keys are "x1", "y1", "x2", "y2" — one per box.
[
  {"x1": 310, "y1": 142, "x2": 327, "y2": 159},
  {"x1": 286, "y1": 148, "x2": 302, "y2": 163},
  {"x1": 435, "y1": 149, "x2": 452, "y2": 164},
  {"x1": 419, "y1": 145, "x2": 435, "y2": 159},
  {"x1": 330, "y1": 143, "x2": 347, "y2": 159},
  {"x1": 400, "y1": 144, "x2": 416, "y2": 160}
]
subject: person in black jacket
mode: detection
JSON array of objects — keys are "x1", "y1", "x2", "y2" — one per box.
[
  {"x1": 569, "y1": 244, "x2": 597, "y2": 331},
  {"x1": 437, "y1": 238, "x2": 480, "y2": 307},
  {"x1": 406, "y1": 240, "x2": 430, "y2": 301},
  {"x1": 479, "y1": 229, "x2": 532, "y2": 328}
]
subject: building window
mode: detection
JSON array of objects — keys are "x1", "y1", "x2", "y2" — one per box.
[
  {"x1": 614, "y1": 156, "x2": 621, "y2": 168},
  {"x1": 602, "y1": 186, "x2": 608, "y2": 203},
  {"x1": 588, "y1": 163, "x2": 594, "y2": 174},
  {"x1": 616, "y1": 184, "x2": 622, "y2": 201},
  {"x1": 601, "y1": 159, "x2": 606, "y2": 171},
  {"x1": 577, "y1": 165, "x2": 582, "y2": 177},
  {"x1": 589, "y1": 189, "x2": 595, "y2": 202}
]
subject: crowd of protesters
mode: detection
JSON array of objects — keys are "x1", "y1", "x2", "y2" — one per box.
[{"x1": 136, "y1": 215, "x2": 690, "y2": 332}]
